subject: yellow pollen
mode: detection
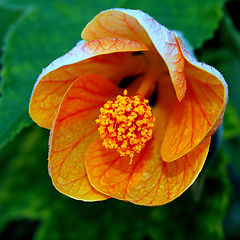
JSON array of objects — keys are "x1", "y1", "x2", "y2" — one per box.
[{"x1": 96, "y1": 90, "x2": 155, "y2": 164}]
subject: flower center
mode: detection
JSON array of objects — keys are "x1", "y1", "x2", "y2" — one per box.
[{"x1": 96, "y1": 90, "x2": 155, "y2": 163}]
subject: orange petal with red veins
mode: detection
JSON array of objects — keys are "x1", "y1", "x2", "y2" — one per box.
[
  {"x1": 49, "y1": 74, "x2": 120, "y2": 201},
  {"x1": 160, "y1": 35, "x2": 227, "y2": 162},
  {"x1": 161, "y1": 75, "x2": 226, "y2": 162},
  {"x1": 82, "y1": 9, "x2": 186, "y2": 101},
  {"x1": 29, "y1": 37, "x2": 148, "y2": 129},
  {"x1": 85, "y1": 135, "x2": 211, "y2": 206},
  {"x1": 178, "y1": 35, "x2": 228, "y2": 136}
]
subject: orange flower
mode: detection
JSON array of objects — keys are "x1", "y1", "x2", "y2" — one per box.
[{"x1": 29, "y1": 9, "x2": 228, "y2": 206}]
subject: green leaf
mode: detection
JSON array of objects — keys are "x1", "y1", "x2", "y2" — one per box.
[
  {"x1": 0, "y1": 4, "x2": 21, "y2": 56},
  {"x1": 0, "y1": 5, "x2": 25, "y2": 147},
  {"x1": 0, "y1": 96, "x2": 32, "y2": 148},
  {"x1": 0, "y1": 0, "x2": 226, "y2": 148}
]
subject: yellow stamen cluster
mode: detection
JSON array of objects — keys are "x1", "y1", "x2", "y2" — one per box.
[{"x1": 96, "y1": 90, "x2": 155, "y2": 163}]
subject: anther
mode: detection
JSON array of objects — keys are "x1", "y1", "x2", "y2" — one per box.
[{"x1": 96, "y1": 90, "x2": 155, "y2": 164}]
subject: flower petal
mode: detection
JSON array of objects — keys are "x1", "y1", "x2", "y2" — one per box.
[
  {"x1": 179, "y1": 35, "x2": 228, "y2": 136},
  {"x1": 85, "y1": 133, "x2": 211, "y2": 206},
  {"x1": 82, "y1": 9, "x2": 186, "y2": 101},
  {"x1": 29, "y1": 37, "x2": 148, "y2": 129},
  {"x1": 152, "y1": 73, "x2": 178, "y2": 145},
  {"x1": 48, "y1": 73, "x2": 120, "y2": 201},
  {"x1": 161, "y1": 71, "x2": 227, "y2": 162}
]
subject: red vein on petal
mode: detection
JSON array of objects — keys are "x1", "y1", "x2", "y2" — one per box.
[
  {"x1": 188, "y1": 86, "x2": 212, "y2": 127},
  {"x1": 98, "y1": 156, "x2": 121, "y2": 181},
  {"x1": 123, "y1": 157, "x2": 142, "y2": 199},
  {"x1": 146, "y1": 161, "x2": 167, "y2": 205},
  {"x1": 175, "y1": 157, "x2": 187, "y2": 196},
  {"x1": 56, "y1": 105, "x2": 101, "y2": 125},
  {"x1": 51, "y1": 128, "x2": 96, "y2": 155}
]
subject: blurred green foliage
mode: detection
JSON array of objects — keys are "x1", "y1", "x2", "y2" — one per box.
[{"x1": 0, "y1": 0, "x2": 239, "y2": 239}]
